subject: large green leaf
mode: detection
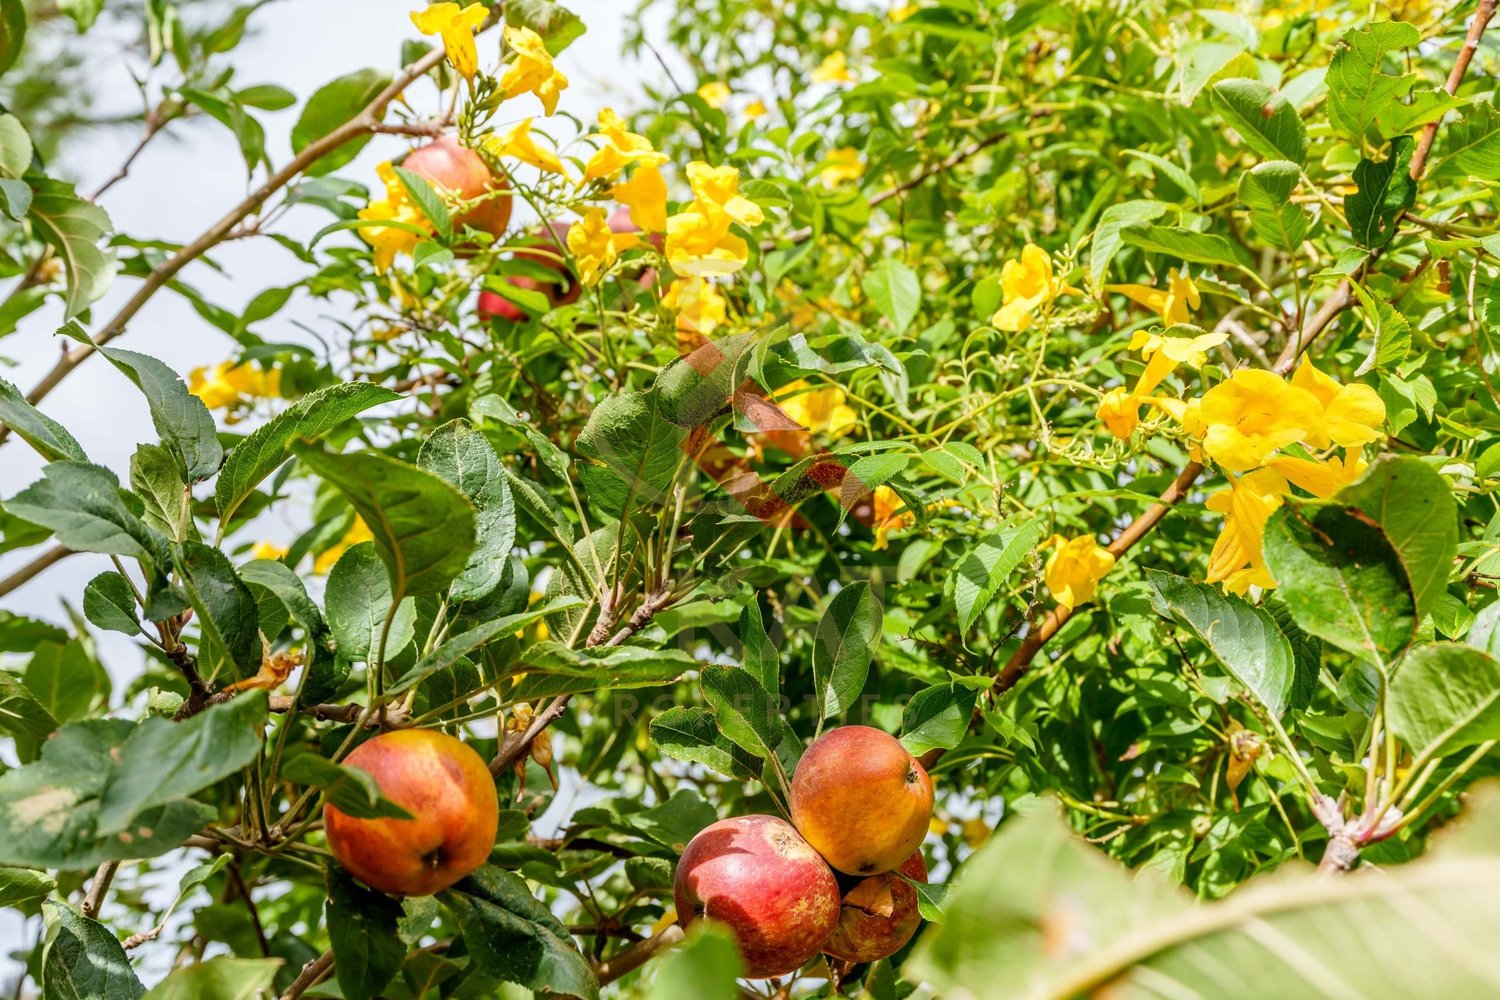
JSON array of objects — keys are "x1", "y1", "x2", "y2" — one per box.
[
  {"x1": 1146, "y1": 570, "x2": 1295, "y2": 718},
  {"x1": 58, "y1": 333, "x2": 222, "y2": 482},
  {"x1": 82, "y1": 572, "x2": 140, "y2": 635},
  {"x1": 130, "y1": 443, "x2": 191, "y2": 541},
  {"x1": 509, "y1": 643, "x2": 696, "y2": 700},
  {"x1": 737, "y1": 596, "x2": 779, "y2": 697},
  {"x1": 0, "y1": 864, "x2": 56, "y2": 905},
  {"x1": 700, "y1": 665, "x2": 782, "y2": 759},
  {"x1": 908, "y1": 790, "x2": 1500, "y2": 998},
  {"x1": 1262, "y1": 505, "x2": 1416, "y2": 669},
  {"x1": 636, "y1": 924, "x2": 742, "y2": 1000},
  {"x1": 952, "y1": 518, "x2": 1042, "y2": 633},
  {"x1": 862, "y1": 257, "x2": 921, "y2": 333},
  {"x1": 1238, "y1": 161, "x2": 1308, "y2": 251},
  {"x1": 327, "y1": 868, "x2": 405, "y2": 1000},
  {"x1": 298, "y1": 447, "x2": 476, "y2": 599},
  {"x1": 0, "y1": 719, "x2": 211, "y2": 868},
  {"x1": 1327, "y1": 21, "x2": 1455, "y2": 143},
  {"x1": 325, "y1": 541, "x2": 416, "y2": 665},
  {"x1": 900, "y1": 681, "x2": 977, "y2": 755},
  {"x1": 1211, "y1": 79, "x2": 1308, "y2": 163},
  {"x1": 574, "y1": 390, "x2": 688, "y2": 515},
  {"x1": 440, "y1": 865, "x2": 600, "y2": 1000},
  {"x1": 0, "y1": 1, "x2": 25, "y2": 77},
  {"x1": 1120, "y1": 224, "x2": 1252, "y2": 270},
  {"x1": 291, "y1": 68, "x2": 390, "y2": 176},
  {"x1": 6, "y1": 461, "x2": 167, "y2": 567},
  {"x1": 812, "y1": 581, "x2": 883, "y2": 721},
  {"x1": 1389, "y1": 643, "x2": 1500, "y2": 760},
  {"x1": 1446, "y1": 100, "x2": 1500, "y2": 180},
  {"x1": 280, "y1": 752, "x2": 412, "y2": 820},
  {"x1": 647, "y1": 706, "x2": 761, "y2": 780},
  {"x1": 1346, "y1": 136, "x2": 1416, "y2": 250},
  {"x1": 41, "y1": 900, "x2": 144, "y2": 1000},
  {"x1": 95, "y1": 690, "x2": 267, "y2": 835},
  {"x1": 27, "y1": 179, "x2": 115, "y2": 319},
  {"x1": 0, "y1": 376, "x2": 86, "y2": 463},
  {"x1": 140, "y1": 959, "x2": 282, "y2": 1000},
  {"x1": 23, "y1": 638, "x2": 107, "y2": 724},
  {"x1": 214, "y1": 382, "x2": 399, "y2": 529},
  {"x1": 175, "y1": 541, "x2": 261, "y2": 679},
  {"x1": 1336, "y1": 456, "x2": 1456, "y2": 623},
  {"x1": 0, "y1": 671, "x2": 58, "y2": 741},
  {"x1": 1088, "y1": 199, "x2": 1166, "y2": 290},
  {"x1": 418, "y1": 418, "x2": 516, "y2": 602}
]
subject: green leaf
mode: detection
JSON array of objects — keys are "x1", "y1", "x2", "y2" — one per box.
[
  {"x1": 1389, "y1": 643, "x2": 1500, "y2": 760},
  {"x1": 0, "y1": 671, "x2": 58, "y2": 741},
  {"x1": 509, "y1": 644, "x2": 696, "y2": 701},
  {"x1": 1211, "y1": 79, "x2": 1308, "y2": 163},
  {"x1": 176, "y1": 86, "x2": 265, "y2": 176},
  {"x1": 237, "y1": 558, "x2": 325, "y2": 637},
  {"x1": 0, "y1": 112, "x2": 33, "y2": 179},
  {"x1": 215, "y1": 382, "x2": 399, "y2": 529},
  {"x1": 28, "y1": 179, "x2": 115, "y2": 319},
  {"x1": 141, "y1": 959, "x2": 282, "y2": 1000},
  {"x1": 24, "y1": 639, "x2": 106, "y2": 724},
  {"x1": 298, "y1": 447, "x2": 476, "y2": 599},
  {"x1": 648, "y1": 706, "x2": 761, "y2": 780},
  {"x1": 505, "y1": 0, "x2": 586, "y2": 55},
  {"x1": 1146, "y1": 570, "x2": 1295, "y2": 718},
  {"x1": 1349, "y1": 282, "x2": 1412, "y2": 375},
  {"x1": 130, "y1": 444, "x2": 190, "y2": 541},
  {"x1": 0, "y1": 719, "x2": 211, "y2": 867},
  {"x1": 952, "y1": 518, "x2": 1043, "y2": 633},
  {"x1": 82, "y1": 572, "x2": 140, "y2": 635},
  {"x1": 281, "y1": 752, "x2": 413, "y2": 820},
  {"x1": 387, "y1": 597, "x2": 581, "y2": 695},
  {"x1": 1238, "y1": 161, "x2": 1308, "y2": 251},
  {"x1": 912, "y1": 880, "x2": 947, "y2": 922},
  {"x1": 56, "y1": 0, "x2": 103, "y2": 31},
  {"x1": 325, "y1": 541, "x2": 416, "y2": 665},
  {"x1": 638, "y1": 923, "x2": 742, "y2": 1000},
  {"x1": 0, "y1": 376, "x2": 87, "y2": 463},
  {"x1": 175, "y1": 541, "x2": 261, "y2": 679},
  {"x1": 1327, "y1": 21, "x2": 1449, "y2": 142},
  {"x1": 1346, "y1": 135, "x2": 1416, "y2": 250},
  {"x1": 59, "y1": 325, "x2": 221, "y2": 482},
  {"x1": 900, "y1": 682, "x2": 977, "y2": 755},
  {"x1": 1446, "y1": 100, "x2": 1500, "y2": 180},
  {"x1": 0, "y1": 176, "x2": 29, "y2": 219},
  {"x1": 908, "y1": 790, "x2": 1500, "y2": 998},
  {"x1": 393, "y1": 165, "x2": 453, "y2": 242},
  {"x1": 1089, "y1": 199, "x2": 1166, "y2": 290},
  {"x1": 1120, "y1": 224, "x2": 1252, "y2": 270},
  {"x1": 418, "y1": 418, "x2": 516, "y2": 602},
  {"x1": 0, "y1": 2, "x2": 26, "y2": 77},
  {"x1": 700, "y1": 665, "x2": 783, "y2": 759},
  {"x1": 812, "y1": 582, "x2": 883, "y2": 721},
  {"x1": 1336, "y1": 456, "x2": 1456, "y2": 624},
  {"x1": 862, "y1": 257, "x2": 921, "y2": 333},
  {"x1": 96, "y1": 690, "x2": 267, "y2": 835},
  {"x1": 0, "y1": 864, "x2": 55, "y2": 905},
  {"x1": 41, "y1": 900, "x2": 144, "y2": 1000},
  {"x1": 440, "y1": 865, "x2": 600, "y2": 1000},
  {"x1": 574, "y1": 390, "x2": 688, "y2": 516},
  {"x1": 328, "y1": 868, "x2": 406, "y2": 1000},
  {"x1": 1262, "y1": 505, "x2": 1417, "y2": 668},
  {"x1": 503, "y1": 466, "x2": 575, "y2": 544},
  {"x1": 6, "y1": 461, "x2": 167, "y2": 567},
  {"x1": 291, "y1": 69, "x2": 391, "y2": 176},
  {"x1": 737, "y1": 596, "x2": 779, "y2": 697}
]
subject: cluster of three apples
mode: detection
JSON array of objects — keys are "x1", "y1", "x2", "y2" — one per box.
[{"x1": 674, "y1": 725, "x2": 935, "y2": 979}]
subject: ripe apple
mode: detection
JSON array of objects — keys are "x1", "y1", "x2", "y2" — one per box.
[
  {"x1": 674, "y1": 814, "x2": 841, "y2": 979},
  {"x1": 323, "y1": 729, "x2": 499, "y2": 896},
  {"x1": 790, "y1": 725, "x2": 933, "y2": 875},
  {"x1": 477, "y1": 288, "x2": 524, "y2": 323},
  {"x1": 824, "y1": 850, "x2": 927, "y2": 963},
  {"x1": 403, "y1": 135, "x2": 512, "y2": 241}
]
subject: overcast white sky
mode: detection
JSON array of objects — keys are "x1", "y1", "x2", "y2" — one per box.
[{"x1": 1, "y1": 0, "x2": 683, "y2": 660}]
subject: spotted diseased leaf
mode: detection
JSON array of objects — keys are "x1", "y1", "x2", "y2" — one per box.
[{"x1": 1211, "y1": 79, "x2": 1308, "y2": 163}]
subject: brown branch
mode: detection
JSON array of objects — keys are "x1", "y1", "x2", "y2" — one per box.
[
  {"x1": 279, "y1": 949, "x2": 334, "y2": 1000},
  {"x1": 80, "y1": 860, "x2": 119, "y2": 919},
  {"x1": 1411, "y1": 0, "x2": 1498, "y2": 181},
  {"x1": 0, "y1": 12, "x2": 501, "y2": 446},
  {"x1": 0, "y1": 544, "x2": 73, "y2": 599},
  {"x1": 592, "y1": 924, "x2": 683, "y2": 985}
]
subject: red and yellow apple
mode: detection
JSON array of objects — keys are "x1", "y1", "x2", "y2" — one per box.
[
  {"x1": 403, "y1": 135, "x2": 512, "y2": 241},
  {"x1": 674, "y1": 814, "x2": 840, "y2": 979},
  {"x1": 824, "y1": 850, "x2": 927, "y2": 963},
  {"x1": 323, "y1": 729, "x2": 499, "y2": 896},
  {"x1": 790, "y1": 725, "x2": 933, "y2": 875}
]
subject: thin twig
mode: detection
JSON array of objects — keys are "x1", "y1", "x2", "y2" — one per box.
[
  {"x1": 0, "y1": 544, "x2": 73, "y2": 600},
  {"x1": 80, "y1": 861, "x2": 119, "y2": 919},
  {"x1": 592, "y1": 924, "x2": 683, "y2": 985},
  {"x1": 279, "y1": 949, "x2": 334, "y2": 1000}
]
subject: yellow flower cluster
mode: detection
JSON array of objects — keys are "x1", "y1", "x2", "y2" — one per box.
[
  {"x1": 666, "y1": 161, "x2": 765, "y2": 277},
  {"x1": 410, "y1": 3, "x2": 489, "y2": 82},
  {"x1": 188, "y1": 361, "x2": 281, "y2": 414},
  {"x1": 1196, "y1": 362, "x2": 1384, "y2": 593},
  {"x1": 992, "y1": 244, "x2": 1079, "y2": 332},
  {"x1": 1042, "y1": 534, "x2": 1115, "y2": 610}
]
